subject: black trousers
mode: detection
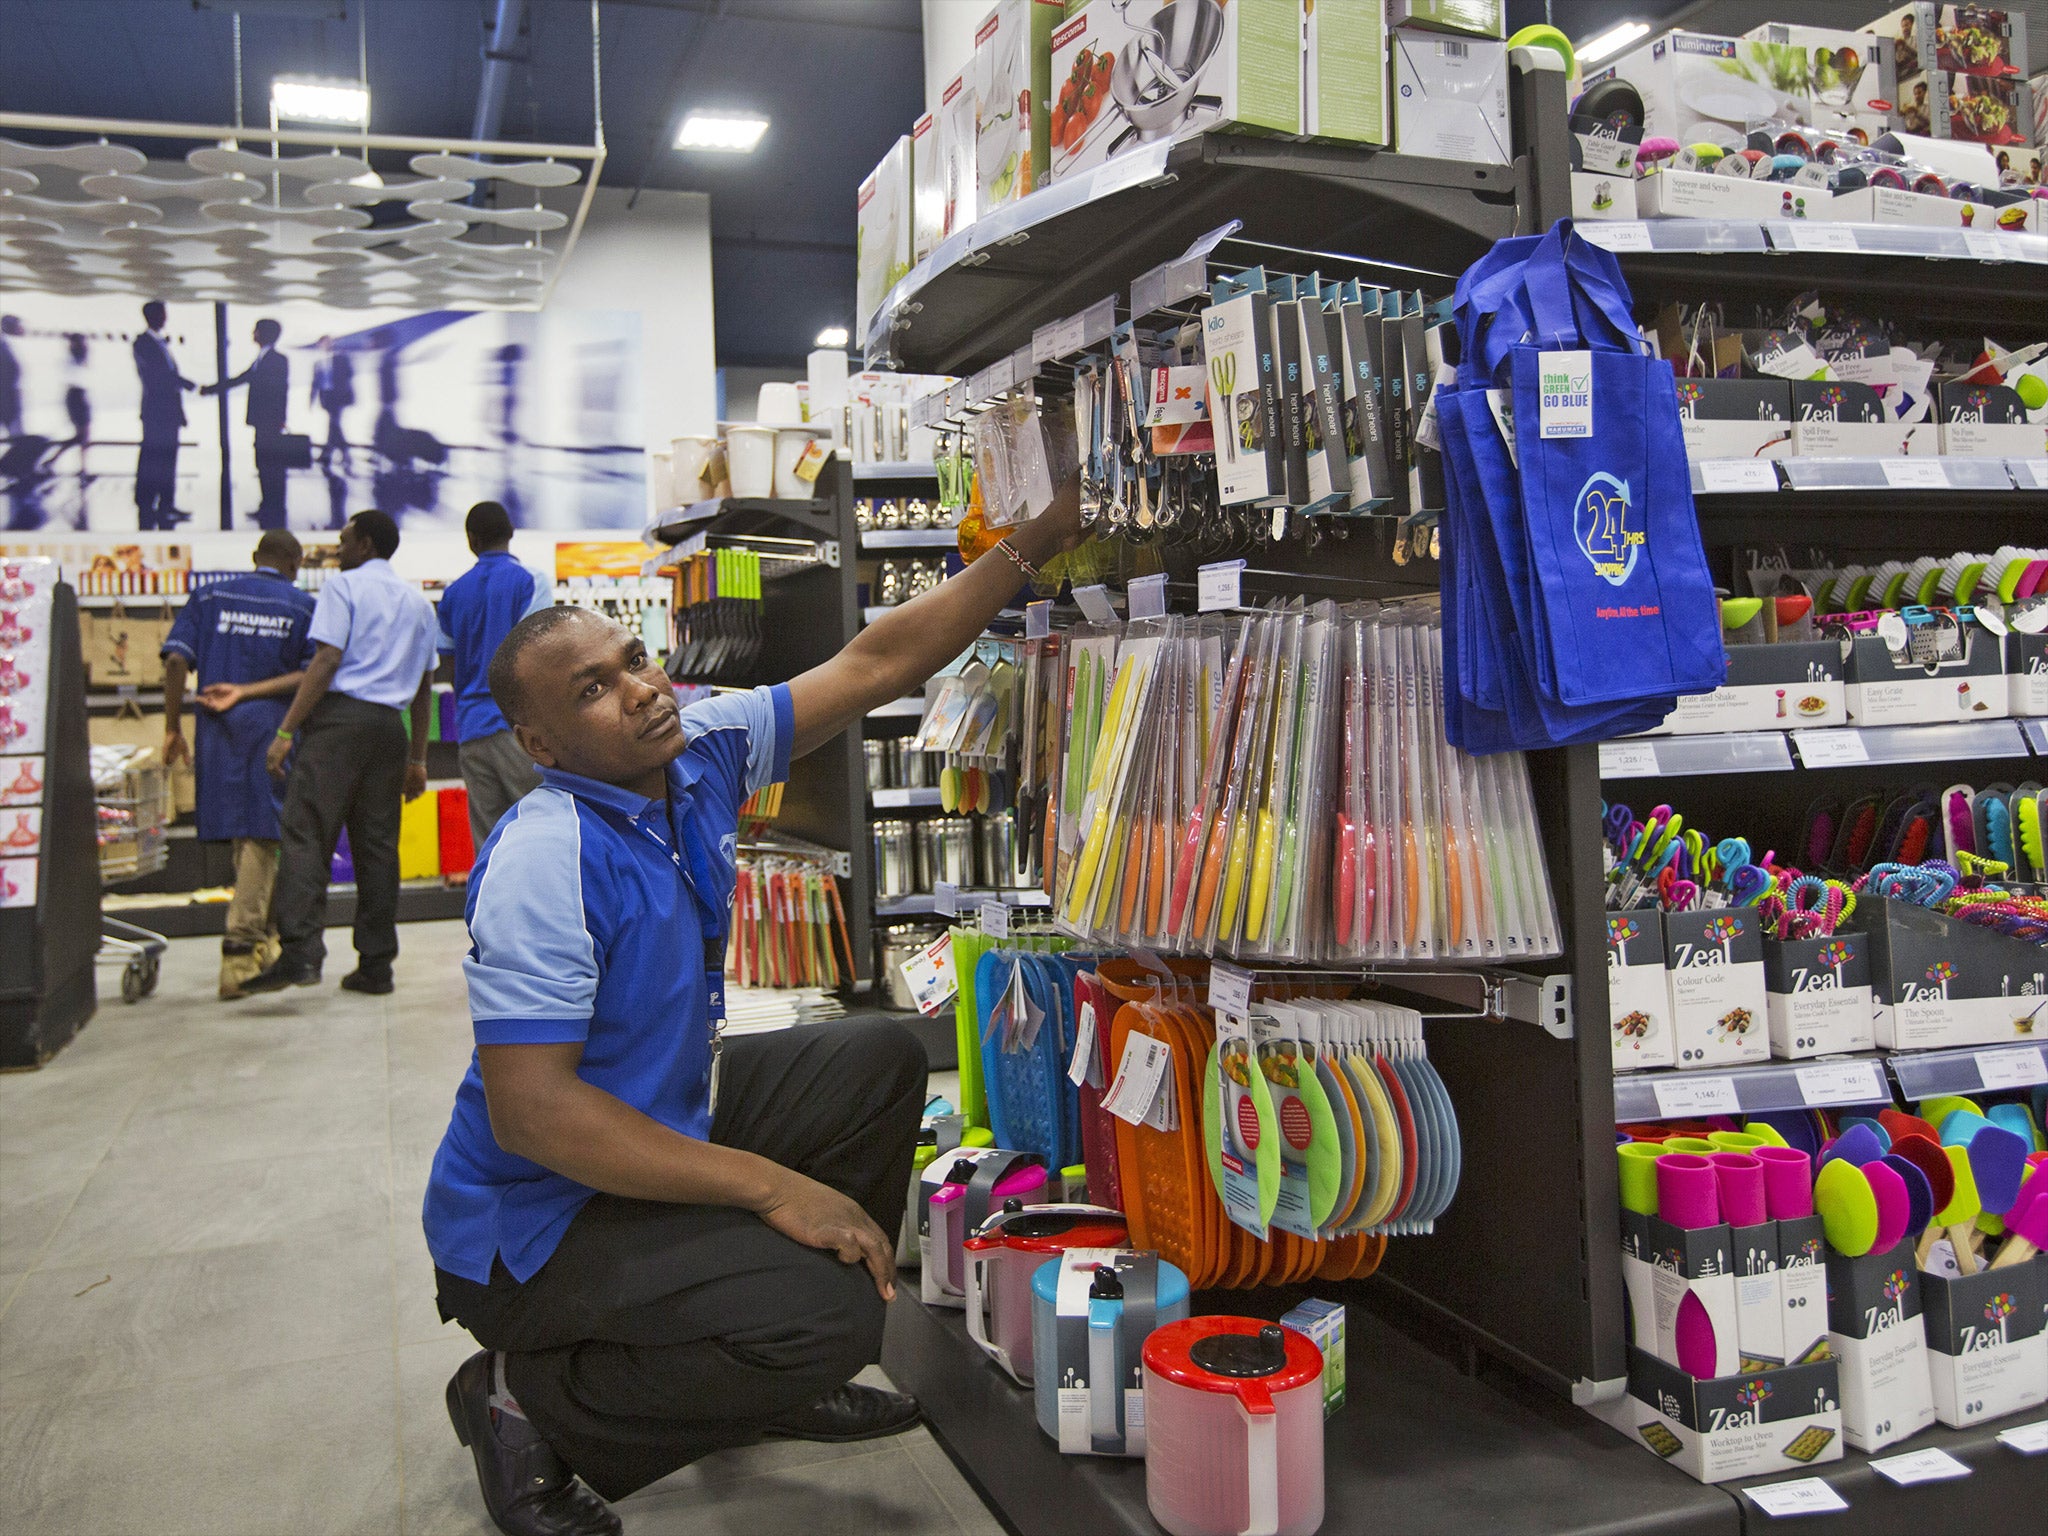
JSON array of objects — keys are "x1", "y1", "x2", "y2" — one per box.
[
  {"x1": 273, "y1": 692, "x2": 406, "y2": 972},
  {"x1": 252, "y1": 428, "x2": 288, "y2": 529},
  {"x1": 134, "y1": 435, "x2": 179, "y2": 528},
  {"x1": 435, "y1": 1017, "x2": 928, "y2": 1502}
]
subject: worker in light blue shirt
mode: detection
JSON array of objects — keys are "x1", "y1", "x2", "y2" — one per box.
[
  {"x1": 436, "y1": 500, "x2": 550, "y2": 851},
  {"x1": 245, "y1": 508, "x2": 440, "y2": 998},
  {"x1": 424, "y1": 475, "x2": 1083, "y2": 1536}
]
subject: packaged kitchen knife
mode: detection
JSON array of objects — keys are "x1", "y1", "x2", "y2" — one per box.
[
  {"x1": 1334, "y1": 282, "x2": 1394, "y2": 512},
  {"x1": 1298, "y1": 288, "x2": 1351, "y2": 513},
  {"x1": 1268, "y1": 278, "x2": 1311, "y2": 508}
]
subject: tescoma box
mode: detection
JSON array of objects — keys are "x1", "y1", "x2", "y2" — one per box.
[
  {"x1": 1825, "y1": 184, "x2": 2035, "y2": 232},
  {"x1": 1920, "y1": 1261, "x2": 2047, "y2": 1427},
  {"x1": 1572, "y1": 171, "x2": 1638, "y2": 221},
  {"x1": 1642, "y1": 639, "x2": 1845, "y2": 736},
  {"x1": 1637, "y1": 169, "x2": 1820, "y2": 222},
  {"x1": 1664, "y1": 909, "x2": 1769, "y2": 1069},
  {"x1": 972, "y1": 0, "x2": 1064, "y2": 212},
  {"x1": 856, "y1": 136, "x2": 913, "y2": 338},
  {"x1": 937, "y1": 71, "x2": 978, "y2": 237},
  {"x1": 1391, "y1": 26, "x2": 1509, "y2": 165},
  {"x1": 1842, "y1": 622, "x2": 2007, "y2": 728},
  {"x1": 1593, "y1": 1346, "x2": 1843, "y2": 1484},
  {"x1": 1764, "y1": 933, "x2": 1875, "y2": 1058},
  {"x1": 1824, "y1": 1238, "x2": 1937, "y2": 1452},
  {"x1": 910, "y1": 112, "x2": 943, "y2": 262},
  {"x1": 1864, "y1": 895, "x2": 2048, "y2": 1049},
  {"x1": 1609, "y1": 909, "x2": 1675, "y2": 1071},
  {"x1": 1675, "y1": 377, "x2": 1792, "y2": 463},
  {"x1": 1388, "y1": 0, "x2": 1500, "y2": 37},
  {"x1": 1940, "y1": 381, "x2": 2048, "y2": 458}
]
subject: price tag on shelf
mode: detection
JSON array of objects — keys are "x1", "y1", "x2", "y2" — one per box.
[
  {"x1": 1787, "y1": 223, "x2": 1858, "y2": 253},
  {"x1": 1880, "y1": 457, "x2": 1949, "y2": 489},
  {"x1": 934, "y1": 881, "x2": 959, "y2": 917},
  {"x1": 1793, "y1": 729, "x2": 1868, "y2": 767},
  {"x1": 979, "y1": 899, "x2": 1011, "y2": 939},
  {"x1": 1128, "y1": 572, "x2": 1169, "y2": 620},
  {"x1": 1996, "y1": 1420, "x2": 2048, "y2": 1454},
  {"x1": 1209, "y1": 962, "x2": 1254, "y2": 1018},
  {"x1": 1583, "y1": 221, "x2": 1653, "y2": 252},
  {"x1": 1023, "y1": 599, "x2": 1051, "y2": 640},
  {"x1": 1197, "y1": 560, "x2": 1245, "y2": 612},
  {"x1": 1962, "y1": 231, "x2": 2008, "y2": 261},
  {"x1": 1651, "y1": 1075, "x2": 1740, "y2": 1118},
  {"x1": 1698, "y1": 459, "x2": 1781, "y2": 493},
  {"x1": 2013, "y1": 459, "x2": 2048, "y2": 490},
  {"x1": 1745, "y1": 1479, "x2": 1849, "y2": 1518},
  {"x1": 1795, "y1": 1059, "x2": 1886, "y2": 1107},
  {"x1": 1077, "y1": 295, "x2": 1118, "y2": 352},
  {"x1": 1976, "y1": 1045, "x2": 2048, "y2": 1090},
  {"x1": 1072, "y1": 584, "x2": 1120, "y2": 626},
  {"x1": 1598, "y1": 741, "x2": 1659, "y2": 778},
  {"x1": 1868, "y1": 1447, "x2": 1971, "y2": 1486}
]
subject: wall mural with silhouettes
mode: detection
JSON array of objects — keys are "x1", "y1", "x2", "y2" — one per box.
[{"x1": 0, "y1": 294, "x2": 644, "y2": 534}]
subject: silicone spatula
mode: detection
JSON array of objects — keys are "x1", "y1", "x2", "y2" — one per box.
[
  {"x1": 1967, "y1": 1123, "x2": 2030, "y2": 1217},
  {"x1": 1888, "y1": 1133, "x2": 1955, "y2": 1215},
  {"x1": 1988, "y1": 1102, "x2": 2043, "y2": 1154},
  {"x1": 1819, "y1": 1121, "x2": 1886, "y2": 1170},
  {"x1": 1879, "y1": 1107, "x2": 1940, "y2": 1143},
  {"x1": 1674, "y1": 1290, "x2": 1720, "y2": 1378},
  {"x1": 1863, "y1": 1157, "x2": 1911, "y2": 1255},
  {"x1": 1878, "y1": 1152, "x2": 1935, "y2": 1244},
  {"x1": 1989, "y1": 1176, "x2": 2048, "y2": 1268},
  {"x1": 1928, "y1": 1144, "x2": 1984, "y2": 1275},
  {"x1": 1815, "y1": 1158, "x2": 1880, "y2": 1257}
]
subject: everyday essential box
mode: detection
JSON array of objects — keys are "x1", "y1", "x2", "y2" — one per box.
[
  {"x1": 1642, "y1": 640, "x2": 1846, "y2": 736},
  {"x1": 1676, "y1": 378, "x2": 1793, "y2": 463},
  {"x1": 1664, "y1": 909, "x2": 1769, "y2": 1069},
  {"x1": 1390, "y1": 26, "x2": 1509, "y2": 164},
  {"x1": 856, "y1": 136, "x2": 912, "y2": 339},
  {"x1": 1824, "y1": 1238, "x2": 1937, "y2": 1452},
  {"x1": 910, "y1": 112, "x2": 943, "y2": 262},
  {"x1": 1920, "y1": 1262, "x2": 2047, "y2": 1428},
  {"x1": 1572, "y1": 171, "x2": 1639, "y2": 221},
  {"x1": 1593, "y1": 1347, "x2": 1844, "y2": 1484},
  {"x1": 1609, "y1": 909, "x2": 1675, "y2": 1071},
  {"x1": 1763, "y1": 932, "x2": 1875, "y2": 1059},
  {"x1": 2007, "y1": 627, "x2": 2048, "y2": 715},
  {"x1": 1864, "y1": 894, "x2": 2048, "y2": 1049},
  {"x1": 1740, "y1": 25, "x2": 1896, "y2": 142},
  {"x1": 1940, "y1": 381, "x2": 2048, "y2": 458},
  {"x1": 1824, "y1": 183, "x2": 2035, "y2": 232},
  {"x1": 1637, "y1": 170, "x2": 1820, "y2": 222},
  {"x1": 1388, "y1": 0, "x2": 1501, "y2": 38},
  {"x1": 1279, "y1": 1298, "x2": 1347, "y2": 1416},
  {"x1": 937, "y1": 71, "x2": 979, "y2": 237},
  {"x1": 1304, "y1": 0, "x2": 1390, "y2": 144},
  {"x1": 1841, "y1": 620, "x2": 2007, "y2": 729},
  {"x1": 973, "y1": 0, "x2": 1065, "y2": 212}
]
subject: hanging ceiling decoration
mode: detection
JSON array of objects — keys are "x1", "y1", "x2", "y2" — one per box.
[{"x1": 0, "y1": 115, "x2": 604, "y2": 311}]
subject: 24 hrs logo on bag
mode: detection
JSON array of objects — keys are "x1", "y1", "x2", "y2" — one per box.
[{"x1": 1575, "y1": 471, "x2": 1645, "y2": 587}]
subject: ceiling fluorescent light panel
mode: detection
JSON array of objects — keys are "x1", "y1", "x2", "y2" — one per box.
[
  {"x1": 1576, "y1": 21, "x2": 1650, "y2": 67},
  {"x1": 272, "y1": 76, "x2": 370, "y2": 124},
  {"x1": 676, "y1": 113, "x2": 768, "y2": 152}
]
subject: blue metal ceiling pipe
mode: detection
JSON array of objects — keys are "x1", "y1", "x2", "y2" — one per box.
[{"x1": 471, "y1": 0, "x2": 529, "y2": 142}]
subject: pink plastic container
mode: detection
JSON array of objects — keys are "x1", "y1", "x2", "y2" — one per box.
[
  {"x1": 1656, "y1": 1153, "x2": 1721, "y2": 1229},
  {"x1": 1709, "y1": 1152, "x2": 1767, "y2": 1227},
  {"x1": 927, "y1": 1159, "x2": 1050, "y2": 1297},
  {"x1": 962, "y1": 1203, "x2": 1127, "y2": 1385},
  {"x1": 1755, "y1": 1145, "x2": 1815, "y2": 1219},
  {"x1": 1143, "y1": 1319, "x2": 1323, "y2": 1536}
]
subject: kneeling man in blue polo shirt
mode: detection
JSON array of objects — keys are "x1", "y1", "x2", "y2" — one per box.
[{"x1": 424, "y1": 476, "x2": 1080, "y2": 1536}]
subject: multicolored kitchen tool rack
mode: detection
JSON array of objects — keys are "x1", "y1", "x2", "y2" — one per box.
[
  {"x1": 908, "y1": 638, "x2": 1023, "y2": 815},
  {"x1": 1037, "y1": 600, "x2": 1559, "y2": 964},
  {"x1": 728, "y1": 848, "x2": 855, "y2": 991}
]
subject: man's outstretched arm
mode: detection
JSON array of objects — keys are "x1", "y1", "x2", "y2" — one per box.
[{"x1": 784, "y1": 467, "x2": 1082, "y2": 761}]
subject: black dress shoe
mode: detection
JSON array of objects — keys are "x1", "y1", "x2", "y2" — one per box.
[
  {"x1": 239, "y1": 956, "x2": 322, "y2": 994},
  {"x1": 339, "y1": 966, "x2": 394, "y2": 995},
  {"x1": 446, "y1": 1351, "x2": 620, "y2": 1536},
  {"x1": 763, "y1": 1381, "x2": 921, "y2": 1443}
]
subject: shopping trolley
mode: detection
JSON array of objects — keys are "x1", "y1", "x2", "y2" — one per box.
[{"x1": 90, "y1": 744, "x2": 169, "y2": 1003}]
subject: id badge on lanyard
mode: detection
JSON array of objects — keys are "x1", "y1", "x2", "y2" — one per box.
[{"x1": 639, "y1": 812, "x2": 730, "y2": 1115}]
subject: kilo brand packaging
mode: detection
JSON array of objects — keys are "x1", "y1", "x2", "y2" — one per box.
[
  {"x1": 1939, "y1": 381, "x2": 2048, "y2": 458},
  {"x1": 1593, "y1": 1346, "x2": 1843, "y2": 1483},
  {"x1": 1823, "y1": 1238, "x2": 1937, "y2": 1451},
  {"x1": 1663, "y1": 909, "x2": 1768, "y2": 1068},
  {"x1": 1841, "y1": 613, "x2": 2007, "y2": 729},
  {"x1": 1674, "y1": 378, "x2": 1792, "y2": 464},
  {"x1": 1763, "y1": 932, "x2": 1874, "y2": 1059},
  {"x1": 937, "y1": 72, "x2": 979, "y2": 238},
  {"x1": 1390, "y1": 27, "x2": 1510, "y2": 165},
  {"x1": 910, "y1": 113, "x2": 943, "y2": 262},
  {"x1": 856, "y1": 137, "x2": 912, "y2": 339},
  {"x1": 1201, "y1": 274, "x2": 1284, "y2": 507},
  {"x1": 1332, "y1": 282, "x2": 1395, "y2": 512},
  {"x1": 1608, "y1": 909, "x2": 1674, "y2": 1071},
  {"x1": 1863, "y1": 894, "x2": 2048, "y2": 1049},
  {"x1": 1639, "y1": 641, "x2": 1845, "y2": 737},
  {"x1": 1304, "y1": 0, "x2": 1390, "y2": 145},
  {"x1": 1919, "y1": 1261, "x2": 2046, "y2": 1427}
]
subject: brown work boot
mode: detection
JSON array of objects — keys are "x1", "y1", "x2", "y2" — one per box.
[{"x1": 220, "y1": 940, "x2": 264, "y2": 1000}]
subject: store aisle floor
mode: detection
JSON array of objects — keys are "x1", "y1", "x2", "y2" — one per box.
[{"x1": 0, "y1": 920, "x2": 1001, "y2": 1536}]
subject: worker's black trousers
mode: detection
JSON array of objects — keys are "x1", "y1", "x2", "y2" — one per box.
[
  {"x1": 273, "y1": 692, "x2": 406, "y2": 974},
  {"x1": 435, "y1": 1017, "x2": 928, "y2": 1501}
]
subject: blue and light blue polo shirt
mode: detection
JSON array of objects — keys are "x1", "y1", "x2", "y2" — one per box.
[
  {"x1": 436, "y1": 551, "x2": 551, "y2": 741},
  {"x1": 421, "y1": 682, "x2": 794, "y2": 1285}
]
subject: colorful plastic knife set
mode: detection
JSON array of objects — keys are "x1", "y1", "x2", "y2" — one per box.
[{"x1": 1040, "y1": 600, "x2": 1560, "y2": 964}]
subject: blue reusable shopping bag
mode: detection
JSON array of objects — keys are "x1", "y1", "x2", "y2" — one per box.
[{"x1": 1508, "y1": 225, "x2": 1723, "y2": 707}]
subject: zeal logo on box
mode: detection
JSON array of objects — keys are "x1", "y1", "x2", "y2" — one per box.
[{"x1": 1539, "y1": 349, "x2": 1593, "y2": 439}]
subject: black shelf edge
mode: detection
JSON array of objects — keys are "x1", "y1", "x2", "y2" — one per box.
[
  {"x1": 1698, "y1": 488, "x2": 2048, "y2": 550},
  {"x1": 1614, "y1": 245, "x2": 2048, "y2": 327},
  {"x1": 649, "y1": 496, "x2": 837, "y2": 545}
]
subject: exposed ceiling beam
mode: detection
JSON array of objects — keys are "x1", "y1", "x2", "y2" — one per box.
[
  {"x1": 599, "y1": 0, "x2": 923, "y2": 35},
  {"x1": 471, "y1": 0, "x2": 530, "y2": 142}
]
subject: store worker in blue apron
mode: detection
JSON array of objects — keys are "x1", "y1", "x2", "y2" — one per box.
[
  {"x1": 426, "y1": 475, "x2": 1081, "y2": 1536},
  {"x1": 161, "y1": 529, "x2": 317, "y2": 998}
]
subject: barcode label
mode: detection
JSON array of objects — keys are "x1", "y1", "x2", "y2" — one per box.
[{"x1": 1440, "y1": 40, "x2": 1469, "y2": 58}]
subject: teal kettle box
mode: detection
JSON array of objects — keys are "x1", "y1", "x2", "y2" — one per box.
[{"x1": 1032, "y1": 1249, "x2": 1190, "y2": 1456}]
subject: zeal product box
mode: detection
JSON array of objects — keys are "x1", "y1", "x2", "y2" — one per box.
[
  {"x1": 1638, "y1": 640, "x2": 1845, "y2": 737},
  {"x1": 1920, "y1": 1262, "x2": 2047, "y2": 1428},
  {"x1": 1609, "y1": 909, "x2": 1675, "y2": 1071},
  {"x1": 1592, "y1": 1346, "x2": 1844, "y2": 1484},
  {"x1": 1664, "y1": 909, "x2": 1768, "y2": 1069},
  {"x1": 1863, "y1": 894, "x2": 2048, "y2": 1049},
  {"x1": 1763, "y1": 931, "x2": 1874, "y2": 1059},
  {"x1": 1824, "y1": 1238, "x2": 1937, "y2": 1452}
]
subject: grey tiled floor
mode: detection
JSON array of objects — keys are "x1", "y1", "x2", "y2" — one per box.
[{"x1": 0, "y1": 920, "x2": 1001, "y2": 1536}]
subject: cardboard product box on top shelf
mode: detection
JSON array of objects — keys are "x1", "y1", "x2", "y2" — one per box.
[
  {"x1": 1387, "y1": 0, "x2": 1501, "y2": 39},
  {"x1": 1873, "y1": 4, "x2": 2030, "y2": 85},
  {"x1": 910, "y1": 111, "x2": 943, "y2": 262},
  {"x1": 1824, "y1": 183, "x2": 2036, "y2": 231},
  {"x1": 1303, "y1": 0, "x2": 1391, "y2": 145},
  {"x1": 937, "y1": 70, "x2": 978, "y2": 239},
  {"x1": 1740, "y1": 23, "x2": 1897, "y2": 143},
  {"x1": 1938, "y1": 380, "x2": 2048, "y2": 457},
  {"x1": 1389, "y1": 25, "x2": 1509, "y2": 164},
  {"x1": 972, "y1": 0, "x2": 1063, "y2": 212},
  {"x1": 856, "y1": 136, "x2": 912, "y2": 339},
  {"x1": 1862, "y1": 893, "x2": 2048, "y2": 1049}
]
